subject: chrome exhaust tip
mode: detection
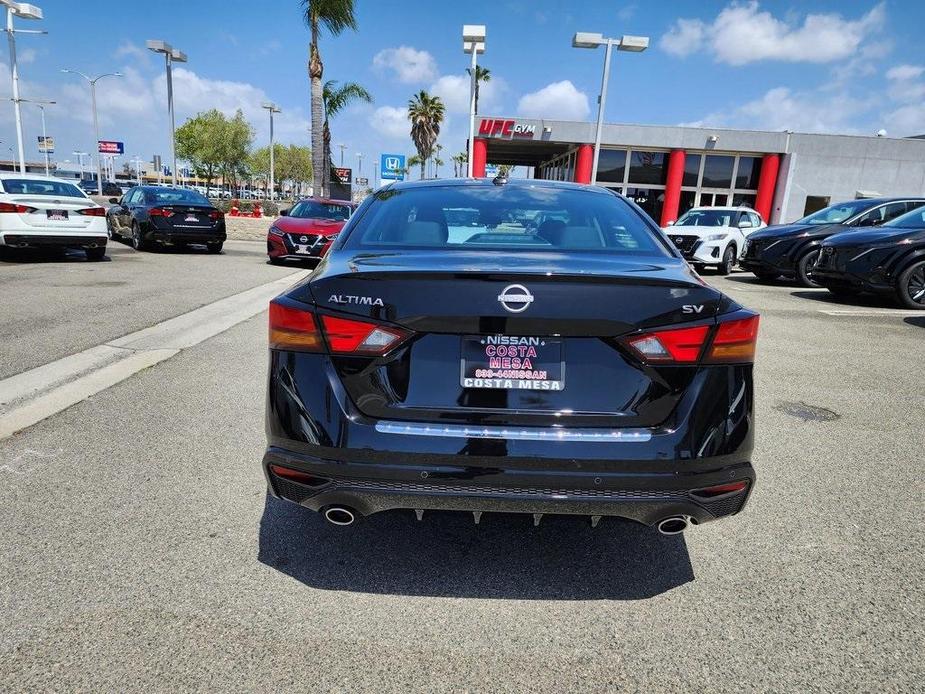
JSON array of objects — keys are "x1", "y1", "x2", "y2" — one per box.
[
  {"x1": 323, "y1": 506, "x2": 356, "y2": 526},
  {"x1": 656, "y1": 516, "x2": 689, "y2": 535}
]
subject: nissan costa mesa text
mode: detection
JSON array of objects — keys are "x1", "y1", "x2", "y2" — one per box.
[{"x1": 263, "y1": 179, "x2": 760, "y2": 534}]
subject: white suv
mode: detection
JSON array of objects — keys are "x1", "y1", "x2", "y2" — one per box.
[
  {"x1": 0, "y1": 174, "x2": 108, "y2": 260},
  {"x1": 664, "y1": 206, "x2": 765, "y2": 275}
]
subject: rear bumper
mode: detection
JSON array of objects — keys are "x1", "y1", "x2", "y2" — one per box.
[
  {"x1": 147, "y1": 226, "x2": 226, "y2": 244},
  {"x1": 264, "y1": 447, "x2": 755, "y2": 525},
  {"x1": 0, "y1": 233, "x2": 107, "y2": 249}
]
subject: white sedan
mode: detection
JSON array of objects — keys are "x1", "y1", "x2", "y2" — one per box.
[
  {"x1": 664, "y1": 206, "x2": 766, "y2": 275},
  {"x1": 0, "y1": 173, "x2": 108, "y2": 260}
]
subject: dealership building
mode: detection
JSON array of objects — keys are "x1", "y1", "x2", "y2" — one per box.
[{"x1": 469, "y1": 117, "x2": 925, "y2": 226}]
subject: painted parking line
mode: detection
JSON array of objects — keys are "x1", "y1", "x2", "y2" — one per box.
[
  {"x1": 817, "y1": 309, "x2": 924, "y2": 316},
  {"x1": 0, "y1": 270, "x2": 308, "y2": 440}
]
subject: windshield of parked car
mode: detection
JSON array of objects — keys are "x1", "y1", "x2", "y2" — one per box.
[
  {"x1": 343, "y1": 185, "x2": 671, "y2": 256},
  {"x1": 674, "y1": 209, "x2": 736, "y2": 227},
  {"x1": 289, "y1": 200, "x2": 352, "y2": 221},
  {"x1": 145, "y1": 188, "x2": 211, "y2": 205},
  {"x1": 882, "y1": 204, "x2": 925, "y2": 228},
  {"x1": 797, "y1": 199, "x2": 875, "y2": 225},
  {"x1": 0, "y1": 179, "x2": 87, "y2": 198}
]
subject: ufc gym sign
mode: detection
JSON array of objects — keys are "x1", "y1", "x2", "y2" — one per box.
[{"x1": 478, "y1": 119, "x2": 537, "y2": 138}]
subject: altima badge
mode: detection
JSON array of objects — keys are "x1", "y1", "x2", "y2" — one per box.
[{"x1": 498, "y1": 284, "x2": 534, "y2": 313}]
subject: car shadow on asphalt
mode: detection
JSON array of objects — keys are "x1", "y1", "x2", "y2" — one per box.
[
  {"x1": 790, "y1": 290, "x2": 900, "y2": 309},
  {"x1": 722, "y1": 274, "x2": 793, "y2": 287},
  {"x1": 904, "y1": 316, "x2": 925, "y2": 328},
  {"x1": 0, "y1": 248, "x2": 110, "y2": 263},
  {"x1": 257, "y1": 493, "x2": 694, "y2": 600}
]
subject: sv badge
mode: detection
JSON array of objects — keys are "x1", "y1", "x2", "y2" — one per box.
[{"x1": 682, "y1": 304, "x2": 705, "y2": 314}]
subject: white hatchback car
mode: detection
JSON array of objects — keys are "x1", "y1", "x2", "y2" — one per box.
[
  {"x1": 664, "y1": 206, "x2": 766, "y2": 275},
  {"x1": 0, "y1": 173, "x2": 108, "y2": 260}
]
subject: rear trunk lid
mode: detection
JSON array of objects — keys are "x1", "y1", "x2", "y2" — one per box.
[
  {"x1": 12, "y1": 195, "x2": 101, "y2": 230},
  {"x1": 150, "y1": 204, "x2": 219, "y2": 231},
  {"x1": 294, "y1": 250, "x2": 728, "y2": 428}
]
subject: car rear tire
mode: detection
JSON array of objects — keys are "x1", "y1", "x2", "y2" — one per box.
[
  {"x1": 796, "y1": 250, "x2": 821, "y2": 288},
  {"x1": 896, "y1": 261, "x2": 925, "y2": 309},
  {"x1": 207, "y1": 242, "x2": 223, "y2": 254},
  {"x1": 132, "y1": 223, "x2": 150, "y2": 252},
  {"x1": 717, "y1": 245, "x2": 736, "y2": 275},
  {"x1": 85, "y1": 246, "x2": 106, "y2": 261}
]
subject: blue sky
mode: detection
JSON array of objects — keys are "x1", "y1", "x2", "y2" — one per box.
[{"x1": 2, "y1": 0, "x2": 923, "y2": 178}]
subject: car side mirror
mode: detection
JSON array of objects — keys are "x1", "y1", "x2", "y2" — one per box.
[
  {"x1": 738, "y1": 219, "x2": 753, "y2": 229},
  {"x1": 279, "y1": 208, "x2": 290, "y2": 216},
  {"x1": 108, "y1": 197, "x2": 119, "y2": 204}
]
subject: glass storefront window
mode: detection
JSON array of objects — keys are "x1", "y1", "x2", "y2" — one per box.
[
  {"x1": 627, "y1": 151, "x2": 667, "y2": 185},
  {"x1": 701, "y1": 155, "x2": 734, "y2": 189},
  {"x1": 625, "y1": 187, "x2": 664, "y2": 224},
  {"x1": 731, "y1": 193, "x2": 757, "y2": 208},
  {"x1": 735, "y1": 157, "x2": 762, "y2": 189},
  {"x1": 682, "y1": 154, "x2": 702, "y2": 187},
  {"x1": 596, "y1": 149, "x2": 626, "y2": 183},
  {"x1": 678, "y1": 190, "x2": 697, "y2": 216}
]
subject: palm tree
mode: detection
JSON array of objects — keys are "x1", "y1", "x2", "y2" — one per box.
[
  {"x1": 302, "y1": 0, "x2": 357, "y2": 198},
  {"x1": 467, "y1": 65, "x2": 491, "y2": 114},
  {"x1": 407, "y1": 90, "x2": 445, "y2": 180},
  {"x1": 323, "y1": 80, "x2": 372, "y2": 193},
  {"x1": 407, "y1": 154, "x2": 424, "y2": 180},
  {"x1": 452, "y1": 151, "x2": 467, "y2": 177}
]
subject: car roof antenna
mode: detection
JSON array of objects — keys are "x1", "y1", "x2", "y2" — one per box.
[{"x1": 492, "y1": 171, "x2": 508, "y2": 185}]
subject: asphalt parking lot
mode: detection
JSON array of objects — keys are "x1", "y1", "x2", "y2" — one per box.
[{"x1": 1, "y1": 243, "x2": 923, "y2": 692}]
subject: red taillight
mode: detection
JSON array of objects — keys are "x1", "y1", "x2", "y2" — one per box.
[
  {"x1": 208, "y1": 210, "x2": 222, "y2": 220},
  {"x1": 705, "y1": 315, "x2": 760, "y2": 364},
  {"x1": 691, "y1": 480, "x2": 749, "y2": 498},
  {"x1": 77, "y1": 207, "x2": 106, "y2": 217},
  {"x1": 0, "y1": 202, "x2": 37, "y2": 214},
  {"x1": 268, "y1": 464, "x2": 328, "y2": 487},
  {"x1": 268, "y1": 302, "x2": 323, "y2": 352},
  {"x1": 149, "y1": 207, "x2": 173, "y2": 217},
  {"x1": 625, "y1": 324, "x2": 710, "y2": 363},
  {"x1": 268, "y1": 300, "x2": 411, "y2": 355}
]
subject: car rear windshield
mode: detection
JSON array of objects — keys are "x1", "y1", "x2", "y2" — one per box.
[
  {"x1": 343, "y1": 185, "x2": 670, "y2": 256},
  {"x1": 1, "y1": 179, "x2": 86, "y2": 198},
  {"x1": 146, "y1": 189, "x2": 210, "y2": 205},
  {"x1": 797, "y1": 199, "x2": 874, "y2": 225},
  {"x1": 883, "y1": 204, "x2": 925, "y2": 228},
  {"x1": 675, "y1": 209, "x2": 737, "y2": 227},
  {"x1": 290, "y1": 200, "x2": 352, "y2": 221}
]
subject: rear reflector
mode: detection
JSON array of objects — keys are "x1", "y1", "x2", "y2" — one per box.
[
  {"x1": 77, "y1": 207, "x2": 106, "y2": 217},
  {"x1": 268, "y1": 300, "x2": 411, "y2": 355},
  {"x1": 268, "y1": 464, "x2": 328, "y2": 487},
  {"x1": 0, "y1": 202, "x2": 37, "y2": 214},
  {"x1": 625, "y1": 325, "x2": 709, "y2": 363},
  {"x1": 691, "y1": 480, "x2": 748, "y2": 498},
  {"x1": 268, "y1": 302, "x2": 323, "y2": 352},
  {"x1": 705, "y1": 315, "x2": 760, "y2": 363}
]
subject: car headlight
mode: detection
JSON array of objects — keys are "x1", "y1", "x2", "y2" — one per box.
[
  {"x1": 702, "y1": 233, "x2": 728, "y2": 242},
  {"x1": 269, "y1": 225, "x2": 284, "y2": 237}
]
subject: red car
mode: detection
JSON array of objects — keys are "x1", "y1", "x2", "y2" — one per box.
[{"x1": 267, "y1": 198, "x2": 356, "y2": 264}]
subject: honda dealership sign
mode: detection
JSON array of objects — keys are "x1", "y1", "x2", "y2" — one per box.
[
  {"x1": 380, "y1": 154, "x2": 405, "y2": 181},
  {"x1": 98, "y1": 140, "x2": 124, "y2": 155}
]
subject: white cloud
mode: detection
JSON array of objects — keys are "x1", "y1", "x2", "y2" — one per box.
[
  {"x1": 884, "y1": 64, "x2": 925, "y2": 106},
  {"x1": 113, "y1": 41, "x2": 152, "y2": 67},
  {"x1": 18, "y1": 48, "x2": 36, "y2": 65},
  {"x1": 372, "y1": 46, "x2": 438, "y2": 83},
  {"x1": 617, "y1": 3, "x2": 638, "y2": 21},
  {"x1": 886, "y1": 64, "x2": 925, "y2": 82},
  {"x1": 517, "y1": 80, "x2": 589, "y2": 121},
  {"x1": 430, "y1": 73, "x2": 506, "y2": 114},
  {"x1": 369, "y1": 105, "x2": 409, "y2": 139},
  {"x1": 660, "y1": 1, "x2": 886, "y2": 65}
]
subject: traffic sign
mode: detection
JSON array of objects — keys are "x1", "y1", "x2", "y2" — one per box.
[
  {"x1": 355, "y1": 177, "x2": 369, "y2": 186},
  {"x1": 380, "y1": 154, "x2": 405, "y2": 181},
  {"x1": 98, "y1": 140, "x2": 124, "y2": 155}
]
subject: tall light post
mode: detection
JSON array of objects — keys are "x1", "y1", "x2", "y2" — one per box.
[
  {"x1": 338, "y1": 143, "x2": 347, "y2": 167},
  {"x1": 261, "y1": 101, "x2": 280, "y2": 201},
  {"x1": 2, "y1": 1, "x2": 45, "y2": 173},
  {"x1": 61, "y1": 69, "x2": 122, "y2": 195},
  {"x1": 147, "y1": 40, "x2": 187, "y2": 187},
  {"x1": 356, "y1": 152, "x2": 363, "y2": 177},
  {"x1": 463, "y1": 24, "x2": 485, "y2": 178},
  {"x1": 572, "y1": 32, "x2": 648, "y2": 183},
  {"x1": 25, "y1": 99, "x2": 54, "y2": 175},
  {"x1": 72, "y1": 150, "x2": 87, "y2": 179}
]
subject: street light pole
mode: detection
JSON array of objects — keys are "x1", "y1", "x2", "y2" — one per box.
[
  {"x1": 572, "y1": 32, "x2": 649, "y2": 183},
  {"x1": 146, "y1": 40, "x2": 187, "y2": 187},
  {"x1": 338, "y1": 143, "x2": 347, "y2": 167},
  {"x1": 261, "y1": 102, "x2": 280, "y2": 201},
  {"x1": 61, "y1": 69, "x2": 122, "y2": 195},
  {"x1": 2, "y1": 1, "x2": 45, "y2": 173},
  {"x1": 462, "y1": 25, "x2": 486, "y2": 178}
]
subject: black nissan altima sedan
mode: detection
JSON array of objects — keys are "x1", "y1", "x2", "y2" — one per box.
[
  {"x1": 814, "y1": 204, "x2": 925, "y2": 309},
  {"x1": 740, "y1": 197, "x2": 925, "y2": 287},
  {"x1": 263, "y1": 178, "x2": 760, "y2": 534},
  {"x1": 106, "y1": 185, "x2": 226, "y2": 253}
]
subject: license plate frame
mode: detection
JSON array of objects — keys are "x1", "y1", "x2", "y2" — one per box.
[
  {"x1": 46, "y1": 209, "x2": 68, "y2": 221},
  {"x1": 460, "y1": 335, "x2": 565, "y2": 391}
]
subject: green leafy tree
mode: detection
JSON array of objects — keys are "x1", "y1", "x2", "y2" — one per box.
[
  {"x1": 219, "y1": 109, "x2": 254, "y2": 189},
  {"x1": 452, "y1": 151, "x2": 468, "y2": 177},
  {"x1": 467, "y1": 65, "x2": 491, "y2": 114},
  {"x1": 408, "y1": 90, "x2": 445, "y2": 180},
  {"x1": 407, "y1": 154, "x2": 424, "y2": 179},
  {"x1": 302, "y1": 0, "x2": 358, "y2": 198},
  {"x1": 322, "y1": 79, "x2": 372, "y2": 194},
  {"x1": 175, "y1": 109, "x2": 226, "y2": 187}
]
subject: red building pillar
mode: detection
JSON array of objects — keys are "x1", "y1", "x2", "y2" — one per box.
[
  {"x1": 754, "y1": 153, "x2": 780, "y2": 223},
  {"x1": 472, "y1": 138, "x2": 488, "y2": 178},
  {"x1": 574, "y1": 144, "x2": 594, "y2": 184},
  {"x1": 660, "y1": 149, "x2": 685, "y2": 227}
]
